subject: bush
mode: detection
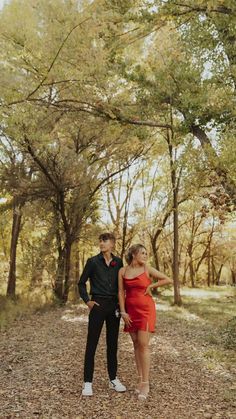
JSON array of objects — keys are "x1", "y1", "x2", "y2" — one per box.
[{"x1": 220, "y1": 316, "x2": 236, "y2": 350}]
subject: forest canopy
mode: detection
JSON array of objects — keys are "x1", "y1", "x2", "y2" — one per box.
[{"x1": 0, "y1": 0, "x2": 236, "y2": 305}]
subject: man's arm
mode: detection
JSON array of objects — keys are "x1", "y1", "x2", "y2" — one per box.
[{"x1": 78, "y1": 258, "x2": 93, "y2": 304}]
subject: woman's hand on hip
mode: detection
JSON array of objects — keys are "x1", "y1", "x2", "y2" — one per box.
[{"x1": 144, "y1": 285, "x2": 153, "y2": 296}]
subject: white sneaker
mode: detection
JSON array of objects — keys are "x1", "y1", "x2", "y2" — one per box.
[
  {"x1": 82, "y1": 382, "x2": 93, "y2": 396},
  {"x1": 109, "y1": 377, "x2": 126, "y2": 392}
]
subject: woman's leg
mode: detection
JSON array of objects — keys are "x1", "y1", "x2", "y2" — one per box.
[
  {"x1": 136, "y1": 330, "x2": 151, "y2": 397},
  {"x1": 129, "y1": 332, "x2": 142, "y2": 390}
]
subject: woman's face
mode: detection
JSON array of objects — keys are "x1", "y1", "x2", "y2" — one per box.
[{"x1": 133, "y1": 247, "x2": 148, "y2": 265}]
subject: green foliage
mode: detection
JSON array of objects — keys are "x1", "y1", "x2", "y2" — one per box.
[
  {"x1": 220, "y1": 316, "x2": 236, "y2": 350},
  {"x1": 0, "y1": 0, "x2": 236, "y2": 299}
]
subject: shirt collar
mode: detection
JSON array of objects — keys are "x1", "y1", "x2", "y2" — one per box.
[{"x1": 98, "y1": 252, "x2": 115, "y2": 260}]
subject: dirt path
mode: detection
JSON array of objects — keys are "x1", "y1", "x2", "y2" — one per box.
[{"x1": 0, "y1": 303, "x2": 235, "y2": 419}]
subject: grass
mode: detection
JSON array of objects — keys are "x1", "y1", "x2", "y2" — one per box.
[
  {"x1": 157, "y1": 286, "x2": 236, "y2": 371},
  {"x1": 161, "y1": 286, "x2": 235, "y2": 324},
  {"x1": 0, "y1": 293, "x2": 55, "y2": 331}
]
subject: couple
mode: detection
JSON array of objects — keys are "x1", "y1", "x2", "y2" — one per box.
[{"x1": 78, "y1": 232, "x2": 172, "y2": 400}]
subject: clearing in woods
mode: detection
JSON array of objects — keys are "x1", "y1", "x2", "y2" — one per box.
[{"x1": 0, "y1": 288, "x2": 235, "y2": 419}]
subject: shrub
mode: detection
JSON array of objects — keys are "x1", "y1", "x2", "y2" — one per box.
[{"x1": 220, "y1": 316, "x2": 236, "y2": 350}]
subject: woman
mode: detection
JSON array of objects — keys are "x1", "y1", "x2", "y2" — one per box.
[{"x1": 118, "y1": 244, "x2": 172, "y2": 400}]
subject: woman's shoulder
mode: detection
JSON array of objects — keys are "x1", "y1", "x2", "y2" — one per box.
[
  {"x1": 145, "y1": 265, "x2": 154, "y2": 274},
  {"x1": 119, "y1": 265, "x2": 129, "y2": 275}
]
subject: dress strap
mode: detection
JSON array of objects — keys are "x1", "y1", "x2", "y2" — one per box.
[{"x1": 144, "y1": 264, "x2": 150, "y2": 278}]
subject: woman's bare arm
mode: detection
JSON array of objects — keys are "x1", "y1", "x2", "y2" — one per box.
[
  {"x1": 118, "y1": 267, "x2": 126, "y2": 313},
  {"x1": 146, "y1": 266, "x2": 173, "y2": 293},
  {"x1": 118, "y1": 267, "x2": 132, "y2": 326}
]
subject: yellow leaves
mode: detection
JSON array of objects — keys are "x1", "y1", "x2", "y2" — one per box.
[
  {"x1": 202, "y1": 83, "x2": 233, "y2": 115},
  {"x1": 206, "y1": 0, "x2": 230, "y2": 11}
]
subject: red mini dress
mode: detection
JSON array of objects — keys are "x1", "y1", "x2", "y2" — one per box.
[{"x1": 123, "y1": 271, "x2": 156, "y2": 333}]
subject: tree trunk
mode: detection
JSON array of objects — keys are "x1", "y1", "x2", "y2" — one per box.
[
  {"x1": 63, "y1": 240, "x2": 72, "y2": 303},
  {"x1": 54, "y1": 246, "x2": 66, "y2": 300},
  {"x1": 151, "y1": 239, "x2": 160, "y2": 270},
  {"x1": 121, "y1": 221, "x2": 127, "y2": 260},
  {"x1": 30, "y1": 229, "x2": 54, "y2": 288},
  {"x1": 6, "y1": 200, "x2": 23, "y2": 297},
  {"x1": 74, "y1": 246, "x2": 80, "y2": 299},
  {"x1": 53, "y1": 191, "x2": 73, "y2": 303},
  {"x1": 182, "y1": 257, "x2": 189, "y2": 285},
  {"x1": 216, "y1": 264, "x2": 223, "y2": 286},
  {"x1": 173, "y1": 186, "x2": 181, "y2": 305},
  {"x1": 211, "y1": 256, "x2": 216, "y2": 285},
  {"x1": 149, "y1": 239, "x2": 159, "y2": 296},
  {"x1": 167, "y1": 117, "x2": 182, "y2": 305},
  {"x1": 189, "y1": 257, "x2": 195, "y2": 288},
  {"x1": 231, "y1": 270, "x2": 236, "y2": 286},
  {"x1": 207, "y1": 248, "x2": 211, "y2": 287},
  {"x1": 187, "y1": 242, "x2": 195, "y2": 287},
  {"x1": 54, "y1": 239, "x2": 73, "y2": 303}
]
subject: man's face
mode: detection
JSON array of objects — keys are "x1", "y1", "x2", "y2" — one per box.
[{"x1": 99, "y1": 238, "x2": 114, "y2": 253}]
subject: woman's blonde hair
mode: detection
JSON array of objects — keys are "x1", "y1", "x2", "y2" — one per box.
[{"x1": 125, "y1": 244, "x2": 147, "y2": 265}]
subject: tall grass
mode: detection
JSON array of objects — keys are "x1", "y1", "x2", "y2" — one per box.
[
  {"x1": 0, "y1": 293, "x2": 54, "y2": 331},
  {"x1": 158, "y1": 286, "x2": 236, "y2": 368}
]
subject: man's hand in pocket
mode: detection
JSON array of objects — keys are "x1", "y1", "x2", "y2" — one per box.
[{"x1": 86, "y1": 301, "x2": 100, "y2": 311}]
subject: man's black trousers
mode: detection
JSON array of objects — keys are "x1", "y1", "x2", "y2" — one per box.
[{"x1": 83, "y1": 296, "x2": 120, "y2": 382}]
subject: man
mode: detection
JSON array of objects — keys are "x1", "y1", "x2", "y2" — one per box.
[{"x1": 78, "y1": 232, "x2": 126, "y2": 396}]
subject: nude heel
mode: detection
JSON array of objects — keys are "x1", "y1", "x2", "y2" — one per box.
[
  {"x1": 137, "y1": 381, "x2": 149, "y2": 400},
  {"x1": 135, "y1": 375, "x2": 142, "y2": 394}
]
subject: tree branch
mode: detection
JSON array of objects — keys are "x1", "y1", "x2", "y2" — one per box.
[{"x1": 26, "y1": 17, "x2": 91, "y2": 100}]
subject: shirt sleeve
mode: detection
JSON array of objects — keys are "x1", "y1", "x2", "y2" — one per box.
[
  {"x1": 78, "y1": 258, "x2": 93, "y2": 304},
  {"x1": 117, "y1": 257, "x2": 123, "y2": 270}
]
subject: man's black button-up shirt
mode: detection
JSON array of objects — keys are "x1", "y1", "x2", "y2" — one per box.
[{"x1": 78, "y1": 252, "x2": 123, "y2": 303}]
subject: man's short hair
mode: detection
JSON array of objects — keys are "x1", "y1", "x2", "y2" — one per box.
[{"x1": 99, "y1": 232, "x2": 116, "y2": 242}]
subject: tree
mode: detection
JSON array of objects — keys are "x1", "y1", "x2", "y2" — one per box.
[
  {"x1": 1, "y1": 0, "x2": 235, "y2": 300},
  {"x1": 152, "y1": 1, "x2": 236, "y2": 201},
  {"x1": 0, "y1": 0, "x2": 148, "y2": 300},
  {"x1": 104, "y1": 167, "x2": 140, "y2": 258},
  {"x1": 23, "y1": 117, "x2": 144, "y2": 301},
  {"x1": 0, "y1": 135, "x2": 35, "y2": 297},
  {"x1": 104, "y1": 1, "x2": 236, "y2": 203}
]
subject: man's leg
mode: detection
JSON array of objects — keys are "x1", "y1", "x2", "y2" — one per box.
[
  {"x1": 105, "y1": 302, "x2": 120, "y2": 381},
  {"x1": 84, "y1": 304, "x2": 105, "y2": 382}
]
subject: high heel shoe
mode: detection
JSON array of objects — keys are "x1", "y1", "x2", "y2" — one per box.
[
  {"x1": 137, "y1": 381, "x2": 149, "y2": 400},
  {"x1": 135, "y1": 376, "x2": 142, "y2": 394}
]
